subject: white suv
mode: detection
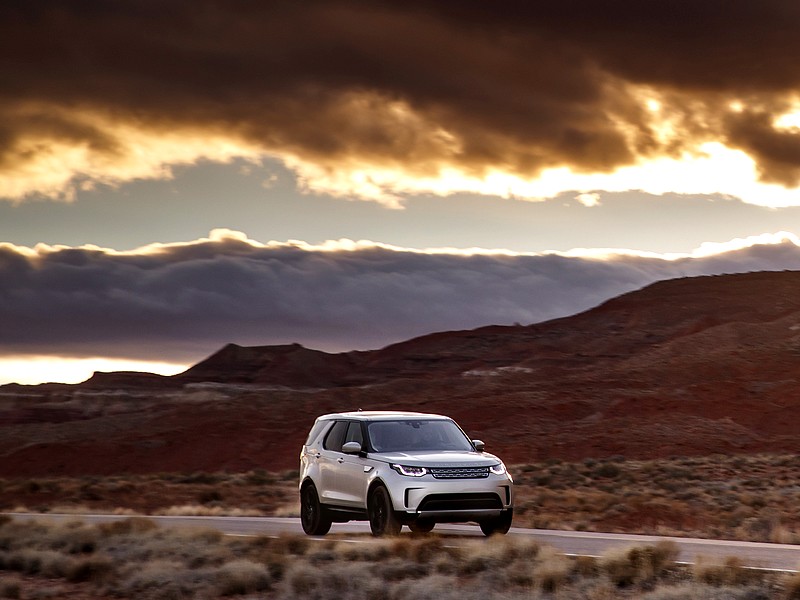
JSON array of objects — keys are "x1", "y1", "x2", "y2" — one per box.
[{"x1": 299, "y1": 411, "x2": 513, "y2": 536}]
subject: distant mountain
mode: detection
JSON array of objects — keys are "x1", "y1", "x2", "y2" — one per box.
[
  {"x1": 174, "y1": 343, "x2": 357, "y2": 388},
  {"x1": 3, "y1": 270, "x2": 800, "y2": 476}
]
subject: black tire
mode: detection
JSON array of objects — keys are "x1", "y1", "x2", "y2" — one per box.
[
  {"x1": 368, "y1": 485, "x2": 402, "y2": 536},
  {"x1": 408, "y1": 520, "x2": 435, "y2": 533},
  {"x1": 479, "y1": 508, "x2": 513, "y2": 536},
  {"x1": 301, "y1": 483, "x2": 332, "y2": 535}
]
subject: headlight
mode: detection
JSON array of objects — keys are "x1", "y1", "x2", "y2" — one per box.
[
  {"x1": 489, "y1": 462, "x2": 506, "y2": 475},
  {"x1": 391, "y1": 464, "x2": 427, "y2": 477}
]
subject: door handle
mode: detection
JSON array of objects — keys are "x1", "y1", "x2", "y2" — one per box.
[
  {"x1": 337, "y1": 457, "x2": 344, "y2": 464},
  {"x1": 314, "y1": 453, "x2": 321, "y2": 459}
]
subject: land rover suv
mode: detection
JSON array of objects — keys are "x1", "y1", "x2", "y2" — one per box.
[{"x1": 299, "y1": 411, "x2": 513, "y2": 536}]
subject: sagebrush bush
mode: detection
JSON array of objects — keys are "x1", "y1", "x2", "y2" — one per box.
[
  {"x1": 65, "y1": 555, "x2": 114, "y2": 583},
  {"x1": 113, "y1": 559, "x2": 206, "y2": 600},
  {"x1": 784, "y1": 571, "x2": 800, "y2": 600},
  {"x1": 533, "y1": 546, "x2": 572, "y2": 592},
  {"x1": 640, "y1": 583, "x2": 771, "y2": 599},
  {"x1": 693, "y1": 556, "x2": 756, "y2": 587},
  {"x1": 98, "y1": 516, "x2": 157, "y2": 537},
  {"x1": 600, "y1": 541, "x2": 678, "y2": 587},
  {"x1": 0, "y1": 579, "x2": 20, "y2": 600},
  {"x1": 215, "y1": 559, "x2": 272, "y2": 595}
]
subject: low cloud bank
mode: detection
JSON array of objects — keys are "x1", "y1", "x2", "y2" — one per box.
[{"x1": 3, "y1": 230, "x2": 800, "y2": 362}]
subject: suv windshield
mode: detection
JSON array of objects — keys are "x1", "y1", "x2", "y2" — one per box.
[{"x1": 367, "y1": 419, "x2": 474, "y2": 452}]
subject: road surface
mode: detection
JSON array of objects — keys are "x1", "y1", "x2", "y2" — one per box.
[{"x1": 6, "y1": 513, "x2": 800, "y2": 572}]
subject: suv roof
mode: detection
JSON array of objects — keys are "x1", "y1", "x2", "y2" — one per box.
[{"x1": 318, "y1": 410, "x2": 450, "y2": 422}]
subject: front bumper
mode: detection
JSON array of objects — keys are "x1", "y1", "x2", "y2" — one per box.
[{"x1": 385, "y1": 473, "x2": 513, "y2": 521}]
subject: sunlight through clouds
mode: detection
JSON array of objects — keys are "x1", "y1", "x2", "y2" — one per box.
[{"x1": 0, "y1": 107, "x2": 263, "y2": 203}]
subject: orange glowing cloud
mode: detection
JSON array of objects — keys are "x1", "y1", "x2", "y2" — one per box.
[{"x1": 3, "y1": 2, "x2": 800, "y2": 207}]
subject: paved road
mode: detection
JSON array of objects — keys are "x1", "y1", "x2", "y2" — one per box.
[{"x1": 6, "y1": 513, "x2": 800, "y2": 572}]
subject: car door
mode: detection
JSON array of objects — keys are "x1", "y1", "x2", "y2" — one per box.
[
  {"x1": 318, "y1": 420, "x2": 370, "y2": 507},
  {"x1": 318, "y1": 420, "x2": 347, "y2": 505},
  {"x1": 337, "y1": 421, "x2": 372, "y2": 506}
]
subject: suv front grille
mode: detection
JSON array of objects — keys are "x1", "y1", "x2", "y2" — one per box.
[{"x1": 430, "y1": 466, "x2": 489, "y2": 479}]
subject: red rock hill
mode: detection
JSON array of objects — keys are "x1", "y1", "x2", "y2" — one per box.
[{"x1": 2, "y1": 271, "x2": 800, "y2": 476}]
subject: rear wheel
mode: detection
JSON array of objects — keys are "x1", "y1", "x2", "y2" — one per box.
[
  {"x1": 408, "y1": 519, "x2": 435, "y2": 533},
  {"x1": 301, "y1": 483, "x2": 332, "y2": 535},
  {"x1": 479, "y1": 509, "x2": 513, "y2": 536},
  {"x1": 368, "y1": 485, "x2": 402, "y2": 536}
]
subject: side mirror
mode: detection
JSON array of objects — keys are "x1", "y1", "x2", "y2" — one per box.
[
  {"x1": 342, "y1": 441, "x2": 363, "y2": 454},
  {"x1": 472, "y1": 439, "x2": 485, "y2": 452}
]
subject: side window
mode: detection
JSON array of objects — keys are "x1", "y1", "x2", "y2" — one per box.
[
  {"x1": 305, "y1": 420, "x2": 329, "y2": 445},
  {"x1": 344, "y1": 421, "x2": 364, "y2": 448},
  {"x1": 323, "y1": 421, "x2": 348, "y2": 452}
]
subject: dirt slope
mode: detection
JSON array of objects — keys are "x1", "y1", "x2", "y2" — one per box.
[{"x1": 2, "y1": 271, "x2": 800, "y2": 476}]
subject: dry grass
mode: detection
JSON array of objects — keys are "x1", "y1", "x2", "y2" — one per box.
[
  {"x1": 1, "y1": 517, "x2": 794, "y2": 599},
  {"x1": 0, "y1": 469, "x2": 297, "y2": 518},
  {"x1": 512, "y1": 453, "x2": 800, "y2": 543},
  {"x1": 3, "y1": 453, "x2": 800, "y2": 545},
  {"x1": 599, "y1": 541, "x2": 679, "y2": 587}
]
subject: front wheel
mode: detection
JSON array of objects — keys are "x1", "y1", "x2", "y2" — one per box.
[
  {"x1": 301, "y1": 483, "x2": 332, "y2": 535},
  {"x1": 368, "y1": 485, "x2": 402, "y2": 536},
  {"x1": 479, "y1": 508, "x2": 513, "y2": 536}
]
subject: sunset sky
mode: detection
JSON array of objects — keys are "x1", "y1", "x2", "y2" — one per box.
[{"x1": 5, "y1": 1, "x2": 800, "y2": 384}]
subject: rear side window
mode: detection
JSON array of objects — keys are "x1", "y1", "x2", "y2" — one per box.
[
  {"x1": 323, "y1": 421, "x2": 348, "y2": 452},
  {"x1": 305, "y1": 420, "x2": 330, "y2": 445}
]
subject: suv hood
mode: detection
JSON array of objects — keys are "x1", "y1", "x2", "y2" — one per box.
[{"x1": 371, "y1": 450, "x2": 500, "y2": 467}]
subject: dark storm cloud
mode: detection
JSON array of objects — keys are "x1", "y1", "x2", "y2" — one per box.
[
  {"x1": 2, "y1": 231, "x2": 800, "y2": 362},
  {"x1": 4, "y1": 0, "x2": 800, "y2": 200}
]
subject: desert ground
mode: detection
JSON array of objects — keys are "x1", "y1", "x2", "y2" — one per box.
[{"x1": 4, "y1": 272, "x2": 800, "y2": 598}]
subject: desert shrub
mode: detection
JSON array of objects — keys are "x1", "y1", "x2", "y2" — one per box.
[
  {"x1": 333, "y1": 539, "x2": 392, "y2": 562},
  {"x1": 4, "y1": 549, "x2": 73, "y2": 577},
  {"x1": 113, "y1": 559, "x2": 209, "y2": 599},
  {"x1": 504, "y1": 557, "x2": 535, "y2": 586},
  {"x1": 784, "y1": 571, "x2": 800, "y2": 600},
  {"x1": 459, "y1": 534, "x2": 539, "y2": 572},
  {"x1": 693, "y1": 556, "x2": 758, "y2": 586},
  {"x1": 215, "y1": 559, "x2": 272, "y2": 595},
  {"x1": 641, "y1": 583, "x2": 771, "y2": 599},
  {"x1": 65, "y1": 555, "x2": 114, "y2": 583},
  {"x1": 389, "y1": 575, "x2": 507, "y2": 600},
  {"x1": 248, "y1": 534, "x2": 306, "y2": 578},
  {"x1": 199, "y1": 490, "x2": 223, "y2": 504},
  {"x1": 600, "y1": 542, "x2": 678, "y2": 586},
  {"x1": 594, "y1": 462, "x2": 621, "y2": 478},
  {"x1": 162, "y1": 504, "x2": 262, "y2": 516},
  {"x1": 285, "y1": 560, "x2": 388, "y2": 600},
  {"x1": 78, "y1": 483, "x2": 103, "y2": 501},
  {"x1": 0, "y1": 580, "x2": 20, "y2": 600},
  {"x1": 533, "y1": 545, "x2": 572, "y2": 592},
  {"x1": 376, "y1": 557, "x2": 429, "y2": 582},
  {"x1": 177, "y1": 472, "x2": 221, "y2": 485},
  {"x1": 260, "y1": 533, "x2": 310, "y2": 556},
  {"x1": 409, "y1": 536, "x2": 449, "y2": 563},
  {"x1": 23, "y1": 480, "x2": 41, "y2": 494},
  {"x1": 99, "y1": 526, "x2": 230, "y2": 569},
  {"x1": 574, "y1": 554, "x2": 599, "y2": 577},
  {"x1": 51, "y1": 522, "x2": 98, "y2": 554},
  {"x1": 245, "y1": 469, "x2": 274, "y2": 485}
]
